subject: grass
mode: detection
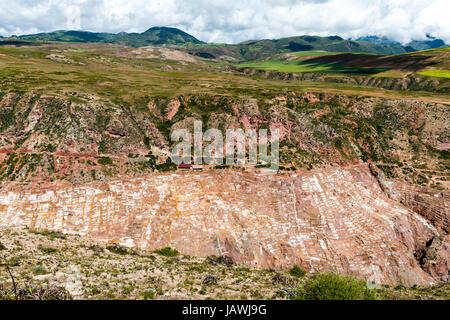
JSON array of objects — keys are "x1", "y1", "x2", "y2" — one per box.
[
  {"x1": 237, "y1": 60, "x2": 388, "y2": 75},
  {"x1": 0, "y1": 44, "x2": 447, "y2": 106},
  {"x1": 291, "y1": 51, "x2": 342, "y2": 57},
  {"x1": 417, "y1": 69, "x2": 450, "y2": 78},
  {"x1": 371, "y1": 70, "x2": 409, "y2": 78}
]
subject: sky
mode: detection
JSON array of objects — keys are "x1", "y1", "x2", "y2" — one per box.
[{"x1": 0, "y1": 0, "x2": 449, "y2": 44}]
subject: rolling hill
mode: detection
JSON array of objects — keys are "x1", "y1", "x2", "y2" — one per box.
[
  {"x1": 237, "y1": 47, "x2": 450, "y2": 84},
  {"x1": 185, "y1": 35, "x2": 416, "y2": 62}
]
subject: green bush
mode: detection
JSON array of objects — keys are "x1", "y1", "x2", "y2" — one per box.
[
  {"x1": 153, "y1": 247, "x2": 179, "y2": 257},
  {"x1": 155, "y1": 158, "x2": 177, "y2": 172},
  {"x1": 289, "y1": 264, "x2": 307, "y2": 278},
  {"x1": 142, "y1": 288, "x2": 155, "y2": 300},
  {"x1": 38, "y1": 245, "x2": 58, "y2": 253},
  {"x1": 98, "y1": 157, "x2": 114, "y2": 166},
  {"x1": 29, "y1": 229, "x2": 66, "y2": 240},
  {"x1": 106, "y1": 244, "x2": 129, "y2": 255},
  {"x1": 293, "y1": 273, "x2": 377, "y2": 300},
  {"x1": 32, "y1": 266, "x2": 48, "y2": 275},
  {"x1": 214, "y1": 164, "x2": 230, "y2": 169}
]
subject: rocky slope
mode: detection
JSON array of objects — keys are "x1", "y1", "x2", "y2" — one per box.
[
  {"x1": 0, "y1": 164, "x2": 447, "y2": 286},
  {"x1": 0, "y1": 91, "x2": 448, "y2": 190}
]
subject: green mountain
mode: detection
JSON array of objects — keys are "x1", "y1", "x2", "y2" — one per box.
[
  {"x1": 186, "y1": 35, "x2": 413, "y2": 62},
  {"x1": 4, "y1": 26, "x2": 203, "y2": 47},
  {"x1": 356, "y1": 35, "x2": 447, "y2": 52}
]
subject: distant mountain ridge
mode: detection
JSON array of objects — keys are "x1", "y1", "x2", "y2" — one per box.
[
  {"x1": 356, "y1": 35, "x2": 448, "y2": 52},
  {"x1": 1, "y1": 27, "x2": 448, "y2": 61},
  {"x1": 2, "y1": 26, "x2": 204, "y2": 47},
  {"x1": 186, "y1": 35, "x2": 416, "y2": 61}
]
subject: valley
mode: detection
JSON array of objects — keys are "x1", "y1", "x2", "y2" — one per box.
[{"x1": 0, "y1": 32, "x2": 448, "y2": 300}]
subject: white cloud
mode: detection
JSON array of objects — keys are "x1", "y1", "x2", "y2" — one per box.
[{"x1": 0, "y1": 0, "x2": 448, "y2": 44}]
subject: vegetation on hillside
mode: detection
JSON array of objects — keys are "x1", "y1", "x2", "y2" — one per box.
[
  {"x1": 0, "y1": 44, "x2": 448, "y2": 188},
  {"x1": 184, "y1": 35, "x2": 415, "y2": 62}
]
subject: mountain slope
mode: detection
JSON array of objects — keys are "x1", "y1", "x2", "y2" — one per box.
[{"x1": 185, "y1": 35, "x2": 412, "y2": 62}]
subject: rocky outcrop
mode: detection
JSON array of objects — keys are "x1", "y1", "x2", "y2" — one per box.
[
  {"x1": 369, "y1": 162, "x2": 450, "y2": 282},
  {"x1": 0, "y1": 164, "x2": 445, "y2": 286},
  {"x1": 384, "y1": 181, "x2": 448, "y2": 235},
  {"x1": 415, "y1": 236, "x2": 450, "y2": 281},
  {"x1": 369, "y1": 163, "x2": 449, "y2": 235}
]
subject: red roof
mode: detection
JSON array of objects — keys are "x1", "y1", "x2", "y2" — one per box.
[{"x1": 178, "y1": 163, "x2": 192, "y2": 169}]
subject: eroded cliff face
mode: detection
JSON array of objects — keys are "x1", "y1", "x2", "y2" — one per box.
[
  {"x1": 369, "y1": 163, "x2": 450, "y2": 280},
  {"x1": 0, "y1": 164, "x2": 445, "y2": 286}
]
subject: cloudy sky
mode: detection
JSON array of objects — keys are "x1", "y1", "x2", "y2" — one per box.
[{"x1": 0, "y1": 0, "x2": 449, "y2": 44}]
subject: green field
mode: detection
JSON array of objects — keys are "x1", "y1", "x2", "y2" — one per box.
[
  {"x1": 291, "y1": 51, "x2": 342, "y2": 57},
  {"x1": 417, "y1": 69, "x2": 450, "y2": 78}
]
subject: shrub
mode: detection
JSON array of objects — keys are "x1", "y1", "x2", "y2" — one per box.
[
  {"x1": 38, "y1": 245, "x2": 58, "y2": 254},
  {"x1": 289, "y1": 264, "x2": 306, "y2": 278},
  {"x1": 293, "y1": 273, "x2": 377, "y2": 300},
  {"x1": 153, "y1": 247, "x2": 179, "y2": 257},
  {"x1": 214, "y1": 164, "x2": 230, "y2": 169},
  {"x1": 32, "y1": 266, "x2": 48, "y2": 275},
  {"x1": 8, "y1": 256, "x2": 20, "y2": 266},
  {"x1": 250, "y1": 290, "x2": 263, "y2": 299},
  {"x1": 0, "y1": 283, "x2": 72, "y2": 300},
  {"x1": 106, "y1": 244, "x2": 128, "y2": 255},
  {"x1": 0, "y1": 242, "x2": 6, "y2": 250},
  {"x1": 141, "y1": 288, "x2": 157, "y2": 300},
  {"x1": 89, "y1": 244, "x2": 104, "y2": 253},
  {"x1": 18, "y1": 284, "x2": 72, "y2": 300},
  {"x1": 155, "y1": 158, "x2": 177, "y2": 172},
  {"x1": 206, "y1": 255, "x2": 234, "y2": 266},
  {"x1": 29, "y1": 229, "x2": 66, "y2": 240},
  {"x1": 98, "y1": 157, "x2": 114, "y2": 166},
  {"x1": 202, "y1": 275, "x2": 218, "y2": 285}
]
